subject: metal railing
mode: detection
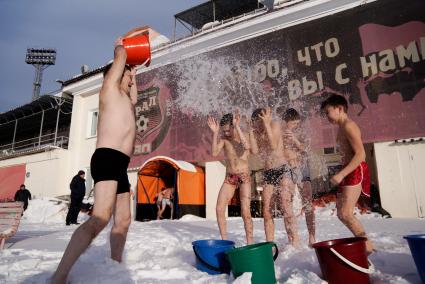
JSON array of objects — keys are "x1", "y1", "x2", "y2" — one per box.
[
  {"x1": 0, "y1": 133, "x2": 69, "y2": 158},
  {"x1": 161, "y1": 0, "x2": 308, "y2": 52},
  {"x1": 163, "y1": 6, "x2": 269, "y2": 52}
]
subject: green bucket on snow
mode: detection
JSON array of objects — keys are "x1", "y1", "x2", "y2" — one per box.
[{"x1": 225, "y1": 242, "x2": 279, "y2": 284}]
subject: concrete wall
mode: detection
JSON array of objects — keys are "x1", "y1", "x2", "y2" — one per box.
[
  {"x1": 67, "y1": 92, "x2": 99, "y2": 191},
  {"x1": 205, "y1": 161, "x2": 226, "y2": 220},
  {"x1": 364, "y1": 143, "x2": 378, "y2": 185},
  {"x1": 0, "y1": 87, "x2": 101, "y2": 200},
  {"x1": 374, "y1": 139, "x2": 425, "y2": 218},
  {"x1": 0, "y1": 149, "x2": 69, "y2": 198}
]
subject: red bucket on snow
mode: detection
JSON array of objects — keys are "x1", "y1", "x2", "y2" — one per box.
[
  {"x1": 122, "y1": 34, "x2": 151, "y2": 66},
  {"x1": 312, "y1": 237, "x2": 375, "y2": 284}
]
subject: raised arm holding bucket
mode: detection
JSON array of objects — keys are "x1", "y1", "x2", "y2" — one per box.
[{"x1": 52, "y1": 35, "x2": 150, "y2": 284}]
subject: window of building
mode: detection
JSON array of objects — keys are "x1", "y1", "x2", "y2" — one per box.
[{"x1": 88, "y1": 110, "x2": 98, "y2": 137}]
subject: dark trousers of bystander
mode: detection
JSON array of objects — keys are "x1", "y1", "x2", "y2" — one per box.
[{"x1": 66, "y1": 195, "x2": 83, "y2": 225}]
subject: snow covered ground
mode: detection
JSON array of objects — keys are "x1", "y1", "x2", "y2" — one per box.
[{"x1": 0, "y1": 198, "x2": 423, "y2": 283}]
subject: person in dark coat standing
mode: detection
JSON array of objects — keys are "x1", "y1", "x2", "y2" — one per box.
[
  {"x1": 14, "y1": 184, "x2": 32, "y2": 211},
  {"x1": 66, "y1": 170, "x2": 86, "y2": 226}
]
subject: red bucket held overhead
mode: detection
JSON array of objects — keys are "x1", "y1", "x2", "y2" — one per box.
[{"x1": 122, "y1": 33, "x2": 151, "y2": 66}]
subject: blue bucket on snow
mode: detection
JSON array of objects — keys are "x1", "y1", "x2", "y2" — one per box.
[
  {"x1": 192, "y1": 239, "x2": 235, "y2": 275},
  {"x1": 404, "y1": 234, "x2": 425, "y2": 283}
]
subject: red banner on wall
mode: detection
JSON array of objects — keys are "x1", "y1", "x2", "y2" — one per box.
[{"x1": 129, "y1": 0, "x2": 425, "y2": 167}]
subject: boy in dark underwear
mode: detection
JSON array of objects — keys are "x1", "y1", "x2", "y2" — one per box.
[{"x1": 250, "y1": 108, "x2": 300, "y2": 247}]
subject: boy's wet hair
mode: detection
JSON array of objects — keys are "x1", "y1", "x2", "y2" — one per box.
[
  {"x1": 103, "y1": 63, "x2": 132, "y2": 78},
  {"x1": 220, "y1": 113, "x2": 233, "y2": 126},
  {"x1": 282, "y1": 108, "x2": 300, "y2": 122},
  {"x1": 251, "y1": 108, "x2": 265, "y2": 122},
  {"x1": 320, "y1": 94, "x2": 348, "y2": 113}
]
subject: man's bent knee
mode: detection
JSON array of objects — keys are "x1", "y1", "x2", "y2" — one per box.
[
  {"x1": 337, "y1": 209, "x2": 353, "y2": 222},
  {"x1": 283, "y1": 211, "x2": 295, "y2": 219},
  {"x1": 263, "y1": 208, "x2": 273, "y2": 221},
  {"x1": 241, "y1": 208, "x2": 251, "y2": 220},
  {"x1": 304, "y1": 203, "x2": 313, "y2": 213},
  {"x1": 216, "y1": 205, "x2": 226, "y2": 215},
  {"x1": 86, "y1": 216, "x2": 109, "y2": 237},
  {"x1": 114, "y1": 215, "x2": 131, "y2": 232}
]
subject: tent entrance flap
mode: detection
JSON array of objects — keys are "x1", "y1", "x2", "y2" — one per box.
[{"x1": 136, "y1": 156, "x2": 205, "y2": 222}]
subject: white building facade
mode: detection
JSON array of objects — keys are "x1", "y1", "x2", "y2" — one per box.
[{"x1": 1, "y1": 0, "x2": 424, "y2": 219}]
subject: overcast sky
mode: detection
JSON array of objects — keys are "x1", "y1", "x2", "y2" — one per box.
[{"x1": 0, "y1": 0, "x2": 204, "y2": 112}]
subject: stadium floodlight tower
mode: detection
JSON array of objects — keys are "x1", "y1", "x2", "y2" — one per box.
[{"x1": 25, "y1": 48, "x2": 56, "y2": 101}]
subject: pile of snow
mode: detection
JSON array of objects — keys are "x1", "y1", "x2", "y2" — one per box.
[
  {"x1": 179, "y1": 214, "x2": 206, "y2": 222},
  {"x1": 22, "y1": 197, "x2": 68, "y2": 224},
  {"x1": 1, "y1": 198, "x2": 423, "y2": 283},
  {"x1": 202, "y1": 21, "x2": 220, "y2": 30},
  {"x1": 150, "y1": 35, "x2": 170, "y2": 49},
  {"x1": 233, "y1": 272, "x2": 252, "y2": 283}
]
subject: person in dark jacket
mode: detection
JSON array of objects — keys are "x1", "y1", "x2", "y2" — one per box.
[
  {"x1": 66, "y1": 170, "x2": 86, "y2": 225},
  {"x1": 14, "y1": 184, "x2": 32, "y2": 211}
]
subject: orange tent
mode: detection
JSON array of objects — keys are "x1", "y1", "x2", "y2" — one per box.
[{"x1": 136, "y1": 156, "x2": 205, "y2": 221}]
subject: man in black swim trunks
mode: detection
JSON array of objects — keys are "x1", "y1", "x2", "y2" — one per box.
[
  {"x1": 251, "y1": 108, "x2": 301, "y2": 247},
  {"x1": 53, "y1": 37, "x2": 140, "y2": 283}
]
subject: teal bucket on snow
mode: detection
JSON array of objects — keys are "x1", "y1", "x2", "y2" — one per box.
[
  {"x1": 404, "y1": 234, "x2": 425, "y2": 283},
  {"x1": 192, "y1": 239, "x2": 235, "y2": 275}
]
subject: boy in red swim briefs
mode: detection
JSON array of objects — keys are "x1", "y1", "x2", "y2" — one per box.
[
  {"x1": 207, "y1": 111, "x2": 253, "y2": 245},
  {"x1": 321, "y1": 94, "x2": 375, "y2": 254}
]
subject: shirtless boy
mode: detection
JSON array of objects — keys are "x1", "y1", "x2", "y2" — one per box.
[
  {"x1": 207, "y1": 112, "x2": 253, "y2": 244},
  {"x1": 53, "y1": 38, "x2": 139, "y2": 283},
  {"x1": 250, "y1": 108, "x2": 300, "y2": 247},
  {"x1": 280, "y1": 108, "x2": 316, "y2": 246},
  {"x1": 157, "y1": 187, "x2": 174, "y2": 220},
  {"x1": 321, "y1": 94, "x2": 375, "y2": 253}
]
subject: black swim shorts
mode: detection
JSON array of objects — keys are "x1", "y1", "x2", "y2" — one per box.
[
  {"x1": 90, "y1": 147, "x2": 130, "y2": 194},
  {"x1": 263, "y1": 164, "x2": 291, "y2": 186}
]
